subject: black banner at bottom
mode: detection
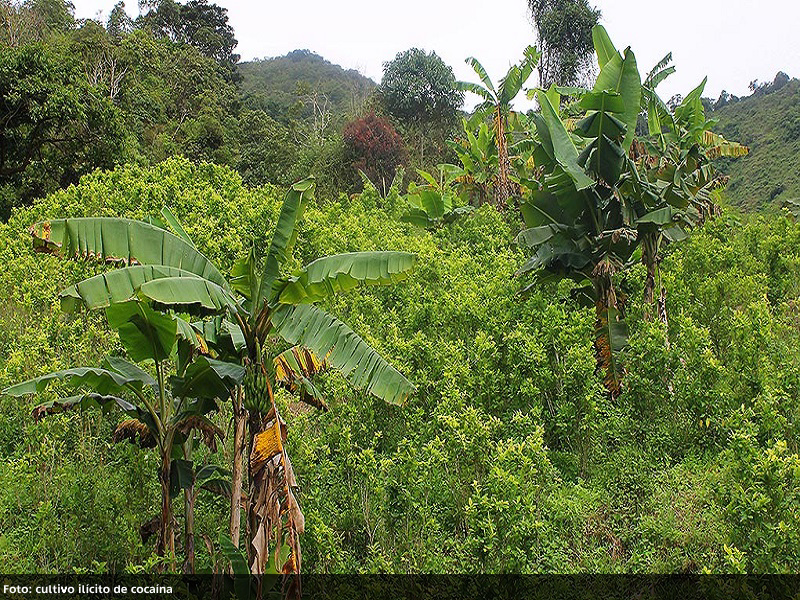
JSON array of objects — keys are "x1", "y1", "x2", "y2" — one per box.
[{"x1": 2, "y1": 575, "x2": 800, "y2": 600}]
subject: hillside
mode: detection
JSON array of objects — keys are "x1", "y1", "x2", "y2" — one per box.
[
  {"x1": 238, "y1": 49, "x2": 377, "y2": 124},
  {"x1": 710, "y1": 75, "x2": 800, "y2": 211}
]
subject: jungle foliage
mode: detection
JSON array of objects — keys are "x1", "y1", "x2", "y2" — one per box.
[
  {"x1": 3, "y1": 158, "x2": 800, "y2": 575},
  {"x1": 1, "y1": 0, "x2": 800, "y2": 582}
]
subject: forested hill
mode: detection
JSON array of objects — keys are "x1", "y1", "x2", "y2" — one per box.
[
  {"x1": 238, "y1": 50, "x2": 376, "y2": 123},
  {"x1": 709, "y1": 74, "x2": 800, "y2": 211}
]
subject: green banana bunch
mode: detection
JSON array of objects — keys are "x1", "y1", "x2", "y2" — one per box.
[
  {"x1": 243, "y1": 362, "x2": 270, "y2": 415},
  {"x1": 243, "y1": 338, "x2": 271, "y2": 415}
]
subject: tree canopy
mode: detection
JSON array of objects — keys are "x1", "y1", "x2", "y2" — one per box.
[
  {"x1": 528, "y1": 0, "x2": 600, "y2": 88},
  {"x1": 380, "y1": 48, "x2": 463, "y2": 128}
]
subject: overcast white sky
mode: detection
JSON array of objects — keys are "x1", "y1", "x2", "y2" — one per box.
[{"x1": 71, "y1": 0, "x2": 799, "y2": 108}]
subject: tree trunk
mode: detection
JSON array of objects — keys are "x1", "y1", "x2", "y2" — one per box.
[
  {"x1": 642, "y1": 234, "x2": 658, "y2": 318},
  {"x1": 182, "y1": 486, "x2": 195, "y2": 574},
  {"x1": 182, "y1": 443, "x2": 196, "y2": 574},
  {"x1": 493, "y1": 108, "x2": 511, "y2": 209},
  {"x1": 156, "y1": 450, "x2": 175, "y2": 571},
  {"x1": 658, "y1": 285, "x2": 669, "y2": 328},
  {"x1": 593, "y1": 273, "x2": 625, "y2": 399},
  {"x1": 246, "y1": 412, "x2": 262, "y2": 566},
  {"x1": 229, "y1": 387, "x2": 247, "y2": 548}
]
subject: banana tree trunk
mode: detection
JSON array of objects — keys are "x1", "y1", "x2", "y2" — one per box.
[
  {"x1": 493, "y1": 108, "x2": 511, "y2": 209},
  {"x1": 658, "y1": 285, "x2": 669, "y2": 329},
  {"x1": 156, "y1": 450, "x2": 175, "y2": 571},
  {"x1": 182, "y1": 443, "x2": 196, "y2": 574},
  {"x1": 246, "y1": 411, "x2": 262, "y2": 566},
  {"x1": 593, "y1": 273, "x2": 625, "y2": 399},
  {"x1": 229, "y1": 387, "x2": 247, "y2": 548},
  {"x1": 641, "y1": 233, "x2": 658, "y2": 317},
  {"x1": 182, "y1": 487, "x2": 195, "y2": 573}
]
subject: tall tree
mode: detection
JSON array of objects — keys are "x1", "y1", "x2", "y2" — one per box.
[
  {"x1": 528, "y1": 0, "x2": 600, "y2": 89},
  {"x1": 137, "y1": 0, "x2": 240, "y2": 70},
  {"x1": 0, "y1": 42, "x2": 129, "y2": 219},
  {"x1": 379, "y1": 48, "x2": 463, "y2": 162},
  {"x1": 0, "y1": 0, "x2": 75, "y2": 46},
  {"x1": 107, "y1": 1, "x2": 133, "y2": 38}
]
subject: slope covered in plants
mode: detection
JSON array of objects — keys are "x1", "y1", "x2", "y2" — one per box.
[
  {"x1": 238, "y1": 50, "x2": 376, "y2": 123},
  {"x1": 2, "y1": 159, "x2": 800, "y2": 573},
  {"x1": 710, "y1": 77, "x2": 800, "y2": 211}
]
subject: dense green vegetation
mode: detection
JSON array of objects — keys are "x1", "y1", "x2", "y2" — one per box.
[
  {"x1": 3, "y1": 159, "x2": 800, "y2": 573},
  {"x1": 2, "y1": 0, "x2": 800, "y2": 580},
  {"x1": 710, "y1": 75, "x2": 800, "y2": 210},
  {"x1": 239, "y1": 50, "x2": 375, "y2": 124}
]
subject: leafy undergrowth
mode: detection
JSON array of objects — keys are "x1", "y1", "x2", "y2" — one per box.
[{"x1": 1, "y1": 158, "x2": 799, "y2": 573}]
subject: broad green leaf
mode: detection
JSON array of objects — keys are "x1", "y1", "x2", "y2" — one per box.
[
  {"x1": 463, "y1": 57, "x2": 496, "y2": 94},
  {"x1": 592, "y1": 25, "x2": 619, "y2": 69},
  {"x1": 160, "y1": 207, "x2": 196, "y2": 248},
  {"x1": 219, "y1": 532, "x2": 250, "y2": 577},
  {"x1": 644, "y1": 52, "x2": 674, "y2": 89},
  {"x1": 279, "y1": 252, "x2": 416, "y2": 304},
  {"x1": 593, "y1": 48, "x2": 641, "y2": 153},
  {"x1": 107, "y1": 301, "x2": 177, "y2": 363},
  {"x1": 544, "y1": 84, "x2": 561, "y2": 113},
  {"x1": 498, "y1": 46, "x2": 539, "y2": 104},
  {"x1": 647, "y1": 65, "x2": 675, "y2": 90},
  {"x1": 196, "y1": 318, "x2": 247, "y2": 355},
  {"x1": 103, "y1": 356, "x2": 157, "y2": 390},
  {"x1": 578, "y1": 90, "x2": 625, "y2": 115},
  {"x1": 3, "y1": 367, "x2": 141, "y2": 397},
  {"x1": 30, "y1": 218, "x2": 228, "y2": 288},
  {"x1": 175, "y1": 318, "x2": 207, "y2": 355},
  {"x1": 643, "y1": 87, "x2": 675, "y2": 137},
  {"x1": 198, "y1": 478, "x2": 233, "y2": 498},
  {"x1": 536, "y1": 91, "x2": 594, "y2": 190},
  {"x1": 169, "y1": 458, "x2": 194, "y2": 498},
  {"x1": 516, "y1": 235, "x2": 592, "y2": 276},
  {"x1": 171, "y1": 356, "x2": 244, "y2": 400},
  {"x1": 230, "y1": 247, "x2": 257, "y2": 301},
  {"x1": 271, "y1": 303, "x2": 414, "y2": 405},
  {"x1": 577, "y1": 134, "x2": 626, "y2": 185},
  {"x1": 256, "y1": 177, "x2": 316, "y2": 310},
  {"x1": 575, "y1": 111, "x2": 626, "y2": 140},
  {"x1": 139, "y1": 277, "x2": 239, "y2": 315},
  {"x1": 401, "y1": 209, "x2": 435, "y2": 228},
  {"x1": 456, "y1": 81, "x2": 495, "y2": 102},
  {"x1": 277, "y1": 252, "x2": 416, "y2": 304},
  {"x1": 196, "y1": 464, "x2": 231, "y2": 481},
  {"x1": 637, "y1": 207, "x2": 676, "y2": 226},
  {"x1": 59, "y1": 265, "x2": 203, "y2": 313},
  {"x1": 416, "y1": 169, "x2": 438, "y2": 187},
  {"x1": 515, "y1": 224, "x2": 563, "y2": 249}
]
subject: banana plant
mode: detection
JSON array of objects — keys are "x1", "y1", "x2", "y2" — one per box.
[
  {"x1": 516, "y1": 24, "x2": 750, "y2": 393},
  {"x1": 27, "y1": 177, "x2": 417, "y2": 578},
  {"x1": 515, "y1": 26, "x2": 643, "y2": 397},
  {"x1": 3, "y1": 300, "x2": 243, "y2": 572},
  {"x1": 448, "y1": 118, "x2": 498, "y2": 205},
  {"x1": 400, "y1": 164, "x2": 474, "y2": 228},
  {"x1": 634, "y1": 65, "x2": 748, "y2": 317},
  {"x1": 458, "y1": 46, "x2": 541, "y2": 208}
]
